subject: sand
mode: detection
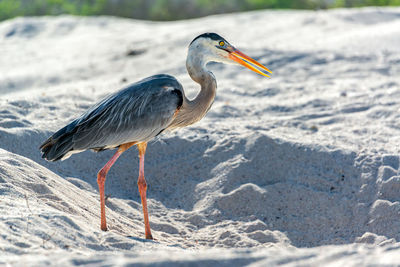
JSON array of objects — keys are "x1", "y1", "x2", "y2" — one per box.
[{"x1": 1, "y1": 7, "x2": 400, "y2": 266}]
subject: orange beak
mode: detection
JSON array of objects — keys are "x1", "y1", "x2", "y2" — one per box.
[{"x1": 229, "y1": 48, "x2": 272, "y2": 78}]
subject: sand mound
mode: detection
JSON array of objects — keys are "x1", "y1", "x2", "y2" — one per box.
[{"x1": 1, "y1": 7, "x2": 400, "y2": 265}]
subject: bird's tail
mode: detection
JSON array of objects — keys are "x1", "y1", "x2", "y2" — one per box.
[{"x1": 40, "y1": 124, "x2": 76, "y2": 161}]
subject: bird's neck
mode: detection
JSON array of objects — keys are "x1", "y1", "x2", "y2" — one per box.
[
  {"x1": 169, "y1": 57, "x2": 216, "y2": 129},
  {"x1": 186, "y1": 58, "x2": 217, "y2": 116}
]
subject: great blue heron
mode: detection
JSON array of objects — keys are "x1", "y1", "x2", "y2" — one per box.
[{"x1": 40, "y1": 33, "x2": 271, "y2": 240}]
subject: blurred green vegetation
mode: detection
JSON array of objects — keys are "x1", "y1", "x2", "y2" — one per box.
[{"x1": 0, "y1": 0, "x2": 399, "y2": 21}]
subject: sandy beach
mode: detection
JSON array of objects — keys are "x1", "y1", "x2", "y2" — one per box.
[{"x1": 1, "y1": 7, "x2": 400, "y2": 266}]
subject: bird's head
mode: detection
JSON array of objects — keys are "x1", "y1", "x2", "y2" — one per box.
[{"x1": 188, "y1": 33, "x2": 271, "y2": 77}]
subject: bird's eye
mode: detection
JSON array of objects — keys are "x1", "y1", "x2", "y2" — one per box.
[{"x1": 219, "y1": 41, "x2": 225, "y2": 47}]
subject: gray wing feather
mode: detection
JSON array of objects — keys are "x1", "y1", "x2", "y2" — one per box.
[{"x1": 68, "y1": 74, "x2": 182, "y2": 151}]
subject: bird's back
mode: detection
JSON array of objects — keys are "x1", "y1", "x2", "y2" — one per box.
[{"x1": 40, "y1": 74, "x2": 183, "y2": 161}]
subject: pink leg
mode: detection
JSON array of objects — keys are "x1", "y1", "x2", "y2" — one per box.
[
  {"x1": 137, "y1": 142, "x2": 153, "y2": 240},
  {"x1": 97, "y1": 143, "x2": 135, "y2": 231}
]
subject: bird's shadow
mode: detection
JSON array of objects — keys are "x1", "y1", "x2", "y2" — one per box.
[{"x1": 0, "y1": 125, "x2": 394, "y2": 248}]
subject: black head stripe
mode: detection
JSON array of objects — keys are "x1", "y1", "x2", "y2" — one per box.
[{"x1": 190, "y1": 32, "x2": 226, "y2": 46}]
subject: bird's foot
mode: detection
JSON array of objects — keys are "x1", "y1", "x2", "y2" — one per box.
[{"x1": 145, "y1": 233, "x2": 153, "y2": 240}]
